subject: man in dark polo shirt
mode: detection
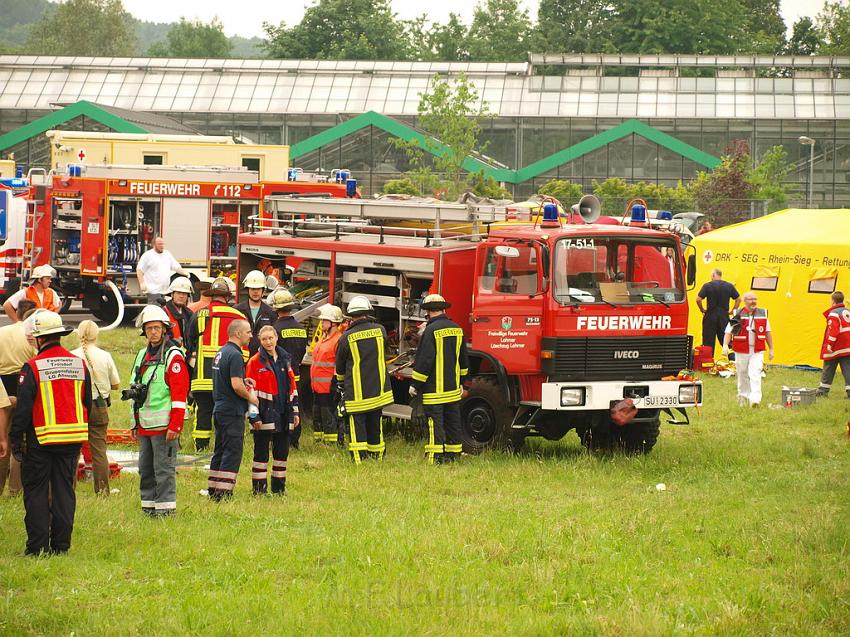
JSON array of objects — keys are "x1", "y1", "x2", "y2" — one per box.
[
  {"x1": 696, "y1": 268, "x2": 741, "y2": 349},
  {"x1": 207, "y1": 319, "x2": 258, "y2": 501}
]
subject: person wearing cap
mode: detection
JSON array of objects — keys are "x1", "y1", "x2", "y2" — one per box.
[
  {"x1": 10, "y1": 311, "x2": 91, "y2": 555},
  {"x1": 235, "y1": 270, "x2": 277, "y2": 356},
  {"x1": 163, "y1": 276, "x2": 194, "y2": 349},
  {"x1": 335, "y1": 296, "x2": 393, "y2": 464},
  {"x1": 185, "y1": 277, "x2": 248, "y2": 451},
  {"x1": 310, "y1": 304, "x2": 346, "y2": 445},
  {"x1": 270, "y1": 288, "x2": 307, "y2": 448},
  {"x1": 410, "y1": 294, "x2": 469, "y2": 464},
  {"x1": 3, "y1": 265, "x2": 62, "y2": 321},
  {"x1": 136, "y1": 237, "x2": 189, "y2": 304},
  {"x1": 128, "y1": 305, "x2": 189, "y2": 515}
]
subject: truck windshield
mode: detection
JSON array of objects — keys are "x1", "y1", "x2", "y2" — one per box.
[{"x1": 553, "y1": 236, "x2": 685, "y2": 305}]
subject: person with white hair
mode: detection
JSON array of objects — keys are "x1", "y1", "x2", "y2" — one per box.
[{"x1": 71, "y1": 320, "x2": 120, "y2": 494}]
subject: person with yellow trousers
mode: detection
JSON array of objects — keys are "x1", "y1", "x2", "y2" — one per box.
[
  {"x1": 186, "y1": 277, "x2": 248, "y2": 451},
  {"x1": 310, "y1": 304, "x2": 345, "y2": 444},
  {"x1": 335, "y1": 296, "x2": 393, "y2": 464},
  {"x1": 10, "y1": 311, "x2": 91, "y2": 556},
  {"x1": 410, "y1": 294, "x2": 469, "y2": 464}
]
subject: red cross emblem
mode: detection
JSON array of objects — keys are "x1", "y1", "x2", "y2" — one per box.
[
  {"x1": 702, "y1": 250, "x2": 713, "y2": 264},
  {"x1": 78, "y1": 149, "x2": 86, "y2": 161}
]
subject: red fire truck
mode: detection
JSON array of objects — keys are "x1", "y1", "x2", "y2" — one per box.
[
  {"x1": 1, "y1": 164, "x2": 353, "y2": 322},
  {"x1": 237, "y1": 195, "x2": 702, "y2": 454}
]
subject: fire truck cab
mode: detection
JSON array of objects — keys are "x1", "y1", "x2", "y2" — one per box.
[{"x1": 238, "y1": 196, "x2": 702, "y2": 454}]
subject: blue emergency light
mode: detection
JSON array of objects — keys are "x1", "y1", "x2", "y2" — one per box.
[
  {"x1": 657, "y1": 210, "x2": 673, "y2": 221},
  {"x1": 345, "y1": 178, "x2": 357, "y2": 198},
  {"x1": 630, "y1": 203, "x2": 648, "y2": 224},
  {"x1": 0, "y1": 177, "x2": 27, "y2": 188},
  {"x1": 541, "y1": 202, "x2": 560, "y2": 226},
  {"x1": 336, "y1": 169, "x2": 350, "y2": 184}
]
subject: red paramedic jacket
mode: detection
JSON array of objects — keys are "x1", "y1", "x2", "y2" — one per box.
[{"x1": 821, "y1": 304, "x2": 850, "y2": 360}]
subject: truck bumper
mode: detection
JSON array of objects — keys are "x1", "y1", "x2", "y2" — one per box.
[{"x1": 541, "y1": 380, "x2": 702, "y2": 411}]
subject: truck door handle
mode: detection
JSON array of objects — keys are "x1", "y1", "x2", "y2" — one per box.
[{"x1": 470, "y1": 315, "x2": 491, "y2": 323}]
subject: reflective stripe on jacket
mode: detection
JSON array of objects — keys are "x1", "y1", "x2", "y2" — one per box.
[
  {"x1": 132, "y1": 344, "x2": 186, "y2": 431},
  {"x1": 821, "y1": 304, "x2": 850, "y2": 360},
  {"x1": 335, "y1": 320, "x2": 393, "y2": 414},
  {"x1": 311, "y1": 328, "x2": 342, "y2": 395},
  {"x1": 411, "y1": 314, "x2": 469, "y2": 405},
  {"x1": 29, "y1": 346, "x2": 89, "y2": 445},
  {"x1": 731, "y1": 308, "x2": 768, "y2": 354},
  {"x1": 274, "y1": 315, "x2": 307, "y2": 382},
  {"x1": 190, "y1": 302, "x2": 248, "y2": 391}
]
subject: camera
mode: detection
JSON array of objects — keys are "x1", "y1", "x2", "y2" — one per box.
[{"x1": 121, "y1": 383, "x2": 148, "y2": 405}]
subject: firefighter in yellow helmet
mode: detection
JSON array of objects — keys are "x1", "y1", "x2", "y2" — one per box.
[
  {"x1": 10, "y1": 311, "x2": 91, "y2": 555},
  {"x1": 410, "y1": 294, "x2": 469, "y2": 464},
  {"x1": 335, "y1": 296, "x2": 393, "y2": 463},
  {"x1": 271, "y1": 288, "x2": 307, "y2": 448},
  {"x1": 185, "y1": 277, "x2": 248, "y2": 451}
]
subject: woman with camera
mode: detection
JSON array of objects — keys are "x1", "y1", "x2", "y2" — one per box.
[
  {"x1": 244, "y1": 325, "x2": 299, "y2": 495},
  {"x1": 127, "y1": 305, "x2": 190, "y2": 516}
]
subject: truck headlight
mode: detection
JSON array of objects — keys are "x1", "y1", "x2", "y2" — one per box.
[
  {"x1": 678, "y1": 384, "x2": 701, "y2": 404},
  {"x1": 560, "y1": 387, "x2": 585, "y2": 407}
]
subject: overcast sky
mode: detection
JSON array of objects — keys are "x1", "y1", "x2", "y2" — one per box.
[{"x1": 123, "y1": 0, "x2": 827, "y2": 39}]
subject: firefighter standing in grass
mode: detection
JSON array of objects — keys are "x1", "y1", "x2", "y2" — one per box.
[
  {"x1": 723, "y1": 291, "x2": 774, "y2": 407},
  {"x1": 410, "y1": 294, "x2": 469, "y2": 464},
  {"x1": 129, "y1": 306, "x2": 189, "y2": 516},
  {"x1": 163, "y1": 276, "x2": 194, "y2": 349},
  {"x1": 816, "y1": 290, "x2": 850, "y2": 398},
  {"x1": 234, "y1": 270, "x2": 277, "y2": 356},
  {"x1": 186, "y1": 277, "x2": 248, "y2": 451},
  {"x1": 270, "y1": 289, "x2": 307, "y2": 448},
  {"x1": 335, "y1": 296, "x2": 393, "y2": 464},
  {"x1": 245, "y1": 325, "x2": 299, "y2": 495},
  {"x1": 10, "y1": 311, "x2": 90, "y2": 555},
  {"x1": 310, "y1": 304, "x2": 345, "y2": 445}
]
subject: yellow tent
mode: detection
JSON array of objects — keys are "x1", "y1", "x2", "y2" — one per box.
[{"x1": 688, "y1": 209, "x2": 850, "y2": 368}]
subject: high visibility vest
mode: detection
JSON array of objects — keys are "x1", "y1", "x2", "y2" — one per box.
[
  {"x1": 191, "y1": 303, "x2": 248, "y2": 392},
  {"x1": 731, "y1": 308, "x2": 769, "y2": 354},
  {"x1": 25, "y1": 285, "x2": 59, "y2": 312},
  {"x1": 132, "y1": 344, "x2": 184, "y2": 431},
  {"x1": 28, "y1": 346, "x2": 88, "y2": 445},
  {"x1": 311, "y1": 328, "x2": 342, "y2": 395}
]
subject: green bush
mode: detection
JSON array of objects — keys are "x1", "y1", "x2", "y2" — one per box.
[
  {"x1": 471, "y1": 172, "x2": 512, "y2": 199},
  {"x1": 382, "y1": 178, "x2": 421, "y2": 196},
  {"x1": 537, "y1": 179, "x2": 584, "y2": 204}
]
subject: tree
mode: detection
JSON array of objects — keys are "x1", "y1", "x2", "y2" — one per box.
[
  {"x1": 382, "y1": 178, "x2": 420, "y2": 196},
  {"x1": 25, "y1": 0, "x2": 138, "y2": 56},
  {"x1": 785, "y1": 17, "x2": 823, "y2": 55},
  {"x1": 611, "y1": 0, "x2": 747, "y2": 54},
  {"x1": 263, "y1": 0, "x2": 410, "y2": 60},
  {"x1": 396, "y1": 74, "x2": 489, "y2": 200},
  {"x1": 147, "y1": 18, "x2": 232, "y2": 58},
  {"x1": 748, "y1": 145, "x2": 796, "y2": 212},
  {"x1": 740, "y1": 0, "x2": 786, "y2": 53},
  {"x1": 533, "y1": 0, "x2": 614, "y2": 54},
  {"x1": 538, "y1": 179, "x2": 584, "y2": 205},
  {"x1": 466, "y1": 0, "x2": 532, "y2": 61},
  {"x1": 406, "y1": 13, "x2": 469, "y2": 61},
  {"x1": 689, "y1": 140, "x2": 756, "y2": 225},
  {"x1": 591, "y1": 178, "x2": 694, "y2": 216},
  {"x1": 816, "y1": 1, "x2": 850, "y2": 55}
]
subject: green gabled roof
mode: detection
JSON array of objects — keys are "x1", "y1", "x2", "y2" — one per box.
[
  {"x1": 290, "y1": 111, "x2": 721, "y2": 184},
  {"x1": 0, "y1": 100, "x2": 148, "y2": 151}
]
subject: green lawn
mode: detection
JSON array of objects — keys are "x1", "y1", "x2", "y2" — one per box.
[{"x1": 1, "y1": 328, "x2": 848, "y2": 635}]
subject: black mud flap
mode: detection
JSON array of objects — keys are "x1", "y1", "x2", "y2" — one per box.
[{"x1": 662, "y1": 407, "x2": 690, "y2": 425}]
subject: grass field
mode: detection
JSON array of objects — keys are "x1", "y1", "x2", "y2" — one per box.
[{"x1": 1, "y1": 327, "x2": 849, "y2": 635}]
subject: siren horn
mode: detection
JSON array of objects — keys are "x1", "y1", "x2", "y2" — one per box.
[{"x1": 571, "y1": 194, "x2": 601, "y2": 224}]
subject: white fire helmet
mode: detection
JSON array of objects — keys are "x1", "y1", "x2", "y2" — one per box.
[
  {"x1": 29, "y1": 310, "x2": 72, "y2": 338},
  {"x1": 168, "y1": 276, "x2": 194, "y2": 295},
  {"x1": 242, "y1": 269, "x2": 267, "y2": 289},
  {"x1": 316, "y1": 303, "x2": 344, "y2": 323},
  {"x1": 136, "y1": 304, "x2": 172, "y2": 331},
  {"x1": 346, "y1": 295, "x2": 373, "y2": 316}
]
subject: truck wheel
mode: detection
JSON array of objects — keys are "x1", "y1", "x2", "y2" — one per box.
[
  {"x1": 58, "y1": 296, "x2": 73, "y2": 314},
  {"x1": 613, "y1": 416, "x2": 661, "y2": 454},
  {"x1": 460, "y1": 376, "x2": 512, "y2": 453},
  {"x1": 84, "y1": 284, "x2": 119, "y2": 323}
]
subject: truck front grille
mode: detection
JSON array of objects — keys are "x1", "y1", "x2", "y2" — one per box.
[{"x1": 542, "y1": 336, "x2": 691, "y2": 381}]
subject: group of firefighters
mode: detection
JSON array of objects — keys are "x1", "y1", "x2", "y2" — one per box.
[{"x1": 0, "y1": 252, "x2": 470, "y2": 555}]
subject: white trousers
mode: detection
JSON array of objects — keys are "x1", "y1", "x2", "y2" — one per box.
[{"x1": 736, "y1": 351, "x2": 764, "y2": 405}]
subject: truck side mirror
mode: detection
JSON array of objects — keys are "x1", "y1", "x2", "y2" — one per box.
[{"x1": 686, "y1": 254, "x2": 697, "y2": 288}]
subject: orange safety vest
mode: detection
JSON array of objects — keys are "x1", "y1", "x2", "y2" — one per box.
[
  {"x1": 28, "y1": 345, "x2": 88, "y2": 445},
  {"x1": 191, "y1": 302, "x2": 248, "y2": 391},
  {"x1": 311, "y1": 328, "x2": 342, "y2": 395},
  {"x1": 25, "y1": 285, "x2": 59, "y2": 312},
  {"x1": 731, "y1": 308, "x2": 769, "y2": 355}
]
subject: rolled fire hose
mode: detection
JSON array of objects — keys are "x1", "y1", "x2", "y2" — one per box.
[{"x1": 99, "y1": 279, "x2": 125, "y2": 331}]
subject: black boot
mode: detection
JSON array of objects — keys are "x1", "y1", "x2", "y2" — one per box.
[{"x1": 252, "y1": 480, "x2": 268, "y2": 495}]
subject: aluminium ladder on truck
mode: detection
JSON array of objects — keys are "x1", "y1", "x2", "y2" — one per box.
[{"x1": 262, "y1": 195, "x2": 512, "y2": 244}]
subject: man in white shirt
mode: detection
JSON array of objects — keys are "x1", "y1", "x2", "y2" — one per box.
[
  {"x1": 722, "y1": 291, "x2": 775, "y2": 407},
  {"x1": 136, "y1": 237, "x2": 188, "y2": 304}
]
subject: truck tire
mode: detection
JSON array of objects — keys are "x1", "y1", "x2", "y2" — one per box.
[
  {"x1": 58, "y1": 296, "x2": 73, "y2": 314},
  {"x1": 84, "y1": 284, "x2": 119, "y2": 323},
  {"x1": 613, "y1": 416, "x2": 661, "y2": 454},
  {"x1": 460, "y1": 376, "x2": 512, "y2": 453}
]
